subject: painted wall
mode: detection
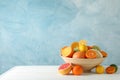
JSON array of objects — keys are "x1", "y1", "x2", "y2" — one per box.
[{"x1": 0, "y1": 0, "x2": 120, "y2": 74}]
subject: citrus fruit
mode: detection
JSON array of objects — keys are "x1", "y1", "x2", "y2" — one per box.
[
  {"x1": 71, "y1": 42, "x2": 79, "y2": 51},
  {"x1": 91, "y1": 49, "x2": 103, "y2": 58},
  {"x1": 106, "y1": 66, "x2": 116, "y2": 74},
  {"x1": 58, "y1": 63, "x2": 72, "y2": 75},
  {"x1": 110, "y1": 64, "x2": 118, "y2": 72},
  {"x1": 61, "y1": 46, "x2": 73, "y2": 57},
  {"x1": 72, "y1": 51, "x2": 85, "y2": 58},
  {"x1": 85, "y1": 49, "x2": 97, "y2": 59},
  {"x1": 92, "y1": 45, "x2": 101, "y2": 51},
  {"x1": 79, "y1": 44, "x2": 88, "y2": 52},
  {"x1": 72, "y1": 65, "x2": 83, "y2": 75},
  {"x1": 100, "y1": 51, "x2": 108, "y2": 57},
  {"x1": 96, "y1": 65, "x2": 104, "y2": 74}
]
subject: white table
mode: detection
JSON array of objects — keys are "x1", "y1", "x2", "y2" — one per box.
[{"x1": 0, "y1": 66, "x2": 120, "y2": 80}]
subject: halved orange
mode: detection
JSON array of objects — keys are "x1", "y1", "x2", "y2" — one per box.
[
  {"x1": 85, "y1": 49, "x2": 97, "y2": 59},
  {"x1": 106, "y1": 66, "x2": 116, "y2": 74},
  {"x1": 71, "y1": 42, "x2": 79, "y2": 51},
  {"x1": 61, "y1": 46, "x2": 73, "y2": 57}
]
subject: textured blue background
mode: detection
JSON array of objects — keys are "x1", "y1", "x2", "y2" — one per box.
[{"x1": 0, "y1": 0, "x2": 120, "y2": 74}]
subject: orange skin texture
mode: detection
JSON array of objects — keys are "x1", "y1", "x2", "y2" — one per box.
[
  {"x1": 72, "y1": 65, "x2": 83, "y2": 75},
  {"x1": 72, "y1": 51, "x2": 85, "y2": 58}
]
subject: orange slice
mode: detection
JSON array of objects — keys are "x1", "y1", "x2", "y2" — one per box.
[
  {"x1": 85, "y1": 49, "x2": 97, "y2": 59},
  {"x1": 106, "y1": 66, "x2": 116, "y2": 74},
  {"x1": 71, "y1": 42, "x2": 79, "y2": 51},
  {"x1": 61, "y1": 46, "x2": 73, "y2": 57}
]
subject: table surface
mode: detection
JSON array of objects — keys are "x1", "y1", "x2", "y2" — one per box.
[{"x1": 0, "y1": 66, "x2": 120, "y2": 80}]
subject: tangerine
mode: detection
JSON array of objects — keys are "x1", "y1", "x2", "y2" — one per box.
[
  {"x1": 72, "y1": 51, "x2": 85, "y2": 58},
  {"x1": 72, "y1": 65, "x2": 83, "y2": 75}
]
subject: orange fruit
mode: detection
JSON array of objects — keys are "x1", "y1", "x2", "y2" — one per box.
[
  {"x1": 71, "y1": 42, "x2": 79, "y2": 51},
  {"x1": 106, "y1": 66, "x2": 116, "y2": 74},
  {"x1": 72, "y1": 65, "x2": 83, "y2": 75},
  {"x1": 72, "y1": 51, "x2": 85, "y2": 58},
  {"x1": 100, "y1": 50, "x2": 108, "y2": 57},
  {"x1": 85, "y1": 49, "x2": 97, "y2": 59},
  {"x1": 61, "y1": 46, "x2": 73, "y2": 57}
]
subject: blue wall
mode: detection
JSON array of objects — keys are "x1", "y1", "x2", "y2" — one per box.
[{"x1": 0, "y1": 0, "x2": 120, "y2": 74}]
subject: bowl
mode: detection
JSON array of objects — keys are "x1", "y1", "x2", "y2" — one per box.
[{"x1": 61, "y1": 56, "x2": 106, "y2": 72}]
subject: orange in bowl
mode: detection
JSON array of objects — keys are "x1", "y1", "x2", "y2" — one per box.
[{"x1": 72, "y1": 51, "x2": 85, "y2": 58}]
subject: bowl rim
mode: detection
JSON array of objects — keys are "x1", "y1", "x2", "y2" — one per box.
[{"x1": 61, "y1": 55, "x2": 107, "y2": 60}]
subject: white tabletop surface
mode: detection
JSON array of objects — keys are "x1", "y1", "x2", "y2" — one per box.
[{"x1": 0, "y1": 66, "x2": 120, "y2": 80}]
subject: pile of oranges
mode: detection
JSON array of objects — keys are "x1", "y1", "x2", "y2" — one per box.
[{"x1": 61, "y1": 40, "x2": 107, "y2": 59}]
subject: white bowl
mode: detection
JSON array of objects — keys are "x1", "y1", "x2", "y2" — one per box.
[{"x1": 61, "y1": 56, "x2": 106, "y2": 71}]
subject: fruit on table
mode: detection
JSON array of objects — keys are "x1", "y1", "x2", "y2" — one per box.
[
  {"x1": 61, "y1": 46, "x2": 73, "y2": 57},
  {"x1": 85, "y1": 49, "x2": 97, "y2": 59},
  {"x1": 96, "y1": 65, "x2": 104, "y2": 74},
  {"x1": 72, "y1": 51, "x2": 85, "y2": 58},
  {"x1": 59, "y1": 40, "x2": 110, "y2": 75},
  {"x1": 110, "y1": 64, "x2": 118, "y2": 72},
  {"x1": 92, "y1": 45, "x2": 101, "y2": 51},
  {"x1": 79, "y1": 44, "x2": 88, "y2": 52},
  {"x1": 72, "y1": 65, "x2": 83, "y2": 75},
  {"x1": 105, "y1": 66, "x2": 116, "y2": 74},
  {"x1": 58, "y1": 63, "x2": 72, "y2": 75},
  {"x1": 100, "y1": 50, "x2": 108, "y2": 57}
]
